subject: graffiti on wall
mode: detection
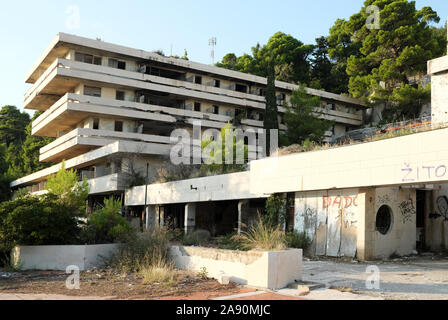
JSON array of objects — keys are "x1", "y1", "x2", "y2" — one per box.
[
  {"x1": 402, "y1": 162, "x2": 447, "y2": 183},
  {"x1": 434, "y1": 196, "x2": 448, "y2": 221},
  {"x1": 398, "y1": 200, "x2": 416, "y2": 224},
  {"x1": 377, "y1": 194, "x2": 391, "y2": 205},
  {"x1": 301, "y1": 207, "x2": 318, "y2": 229},
  {"x1": 323, "y1": 196, "x2": 358, "y2": 210}
]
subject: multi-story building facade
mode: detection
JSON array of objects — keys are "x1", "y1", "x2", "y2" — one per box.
[{"x1": 11, "y1": 33, "x2": 366, "y2": 206}]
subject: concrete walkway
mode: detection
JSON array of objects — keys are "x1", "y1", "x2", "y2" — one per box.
[{"x1": 293, "y1": 257, "x2": 448, "y2": 300}]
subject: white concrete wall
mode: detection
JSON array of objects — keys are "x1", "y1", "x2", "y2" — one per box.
[
  {"x1": 125, "y1": 171, "x2": 266, "y2": 206},
  {"x1": 427, "y1": 185, "x2": 448, "y2": 251},
  {"x1": 169, "y1": 246, "x2": 302, "y2": 290},
  {"x1": 250, "y1": 127, "x2": 448, "y2": 195},
  {"x1": 294, "y1": 189, "x2": 361, "y2": 258},
  {"x1": 372, "y1": 187, "x2": 417, "y2": 258},
  {"x1": 11, "y1": 244, "x2": 118, "y2": 271},
  {"x1": 428, "y1": 55, "x2": 448, "y2": 126}
]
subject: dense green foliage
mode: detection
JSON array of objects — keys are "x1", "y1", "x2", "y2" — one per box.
[
  {"x1": 201, "y1": 123, "x2": 249, "y2": 174},
  {"x1": 46, "y1": 160, "x2": 89, "y2": 214},
  {"x1": 327, "y1": 0, "x2": 446, "y2": 120},
  {"x1": 81, "y1": 197, "x2": 132, "y2": 244},
  {"x1": 0, "y1": 106, "x2": 54, "y2": 202},
  {"x1": 217, "y1": 32, "x2": 314, "y2": 84},
  {"x1": 217, "y1": 0, "x2": 446, "y2": 122},
  {"x1": 0, "y1": 195, "x2": 82, "y2": 252},
  {"x1": 280, "y1": 86, "x2": 333, "y2": 146},
  {"x1": 285, "y1": 230, "x2": 311, "y2": 249}
]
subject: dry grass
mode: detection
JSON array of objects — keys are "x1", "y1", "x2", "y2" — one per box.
[
  {"x1": 240, "y1": 219, "x2": 286, "y2": 251},
  {"x1": 110, "y1": 228, "x2": 171, "y2": 274},
  {"x1": 140, "y1": 259, "x2": 178, "y2": 286}
]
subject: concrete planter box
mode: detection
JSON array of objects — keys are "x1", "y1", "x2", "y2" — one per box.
[
  {"x1": 169, "y1": 246, "x2": 302, "y2": 290},
  {"x1": 11, "y1": 244, "x2": 119, "y2": 271}
]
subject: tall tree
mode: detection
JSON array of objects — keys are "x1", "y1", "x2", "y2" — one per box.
[
  {"x1": 0, "y1": 144, "x2": 12, "y2": 202},
  {"x1": 264, "y1": 59, "x2": 279, "y2": 156},
  {"x1": 328, "y1": 0, "x2": 446, "y2": 121},
  {"x1": 21, "y1": 111, "x2": 55, "y2": 175},
  {"x1": 217, "y1": 32, "x2": 314, "y2": 84},
  {"x1": 280, "y1": 85, "x2": 333, "y2": 147},
  {"x1": 0, "y1": 106, "x2": 30, "y2": 147},
  {"x1": 309, "y1": 37, "x2": 336, "y2": 92}
]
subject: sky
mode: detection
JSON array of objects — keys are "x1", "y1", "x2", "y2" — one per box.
[{"x1": 0, "y1": 0, "x2": 447, "y2": 113}]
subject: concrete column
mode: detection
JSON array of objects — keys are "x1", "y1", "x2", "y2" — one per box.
[
  {"x1": 155, "y1": 206, "x2": 165, "y2": 228},
  {"x1": 238, "y1": 200, "x2": 250, "y2": 235},
  {"x1": 357, "y1": 188, "x2": 376, "y2": 261},
  {"x1": 145, "y1": 205, "x2": 156, "y2": 233},
  {"x1": 185, "y1": 203, "x2": 196, "y2": 234}
]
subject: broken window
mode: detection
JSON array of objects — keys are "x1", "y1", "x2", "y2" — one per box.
[
  {"x1": 108, "y1": 58, "x2": 126, "y2": 70},
  {"x1": 115, "y1": 121, "x2": 123, "y2": 132},
  {"x1": 84, "y1": 86, "x2": 102, "y2": 97},
  {"x1": 116, "y1": 91, "x2": 125, "y2": 101},
  {"x1": 194, "y1": 102, "x2": 201, "y2": 112},
  {"x1": 195, "y1": 76, "x2": 202, "y2": 85},
  {"x1": 93, "y1": 118, "x2": 100, "y2": 130},
  {"x1": 235, "y1": 84, "x2": 247, "y2": 93},
  {"x1": 376, "y1": 205, "x2": 392, "y2": 235},
  {"x1": 75, "y1": 52, "x2": 102, "y2": 65}
]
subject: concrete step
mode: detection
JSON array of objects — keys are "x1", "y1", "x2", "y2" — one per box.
[{"x1": 288, "y1": 281, "x2": 326, "y2": 292}]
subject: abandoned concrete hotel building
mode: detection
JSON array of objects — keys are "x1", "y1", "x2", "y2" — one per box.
[{"x1": 10, "y1": 32, "x2": 448, "y2": 260}]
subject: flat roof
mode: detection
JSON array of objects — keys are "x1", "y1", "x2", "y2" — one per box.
[{"x1": 26, "y1": 32, "x2": 367, "y2": 108}]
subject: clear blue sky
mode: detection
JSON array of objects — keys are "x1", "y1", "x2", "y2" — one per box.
[{"x1": 1, "y1": 0, "x2": 447, "y2": 114}]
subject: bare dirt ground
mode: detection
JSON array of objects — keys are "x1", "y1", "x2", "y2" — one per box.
[
  {"x1": 3, "y1": 254, "x2": 448, "y2": 300},
  {"x1": 0, "y1": 268, "x2": 253, "y2": 300}
]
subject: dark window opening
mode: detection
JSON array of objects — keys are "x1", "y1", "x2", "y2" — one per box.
[
  {"x1": 376, "y1": 205, "x2": 392, "y2": 235},
  {"x1": 109, "y1": 58, "x2": 126, "y2": 70},
  {"x1": 116, "y1": 91, "x2": 125, "y2": 101},
  {"x1": 115, "y1": 121, "x2": 123, "y2": 132},
  {"x1": 212, "y1": 105, "x2": 219, "y2": 115},
  {"x1": 75, "y1": 53, "x2": 102, "y2": 65},
  {"x1": 235, "y1": 84, "x2": 247, "y2": 93},
  {"x1": 93, "y1": 118, "x2": 100, "y2": 130},
  {"x1": 84, "y1": 86, "x2": 101, "y2": 97},
  {"x1": 195, "y1": 76, "x2": 202, "y2": 85},
  {"x1": 194, "y1": 102, "x2": 201, "y2": 112},
  {"x1": 214, "y1": 79, "x2": 221, "y2": 88}
]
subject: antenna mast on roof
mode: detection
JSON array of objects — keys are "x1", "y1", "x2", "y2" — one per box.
[{"x1": 209, "y1": 37, "x2": 217, "y2": 65}]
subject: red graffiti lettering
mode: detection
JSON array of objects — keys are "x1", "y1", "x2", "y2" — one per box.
[{"x1": 322, "y1": 195, "x2": 359, "y2": 209}]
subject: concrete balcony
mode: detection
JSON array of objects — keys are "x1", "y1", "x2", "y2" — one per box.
[
  {"x1": 87, "y1": 173, "x2": 126, "y2": 195},
  {"x1": 11, "y1": 140, "x2": 171, "y2": 189},
  {"x1": 31, "y1": 93, "x2": 240, "y2": 138},
  {"x1": 39, "y1": 128, "x2": 172, "y2": 162},
  {"x1": 24, "y1": 58, "x2": 272, "y2": 112},
  {"x1": 20, "y1": 173, "x2": 125, "y2": 196}
]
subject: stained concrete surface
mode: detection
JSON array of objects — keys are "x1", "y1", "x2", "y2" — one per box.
[{"x1": 278, "y1": 256, "x2": 448, "y2": 300}]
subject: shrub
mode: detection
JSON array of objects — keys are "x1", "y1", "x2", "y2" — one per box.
[
  {"x1": 0, "y1": 195, "x2": 82, "y2": 252},
  {"x1": 285, "y1": 230, "x2": 310, "y2": 249},
  {"x1": 215, "y1": 233, "x2": 247, "y2": 251},
  {"x1": 46, "y1": 160, "x2": 89, "y2": 215},
  {"x1": 264, "y1": 195, "x2": 287, "y2": 226},
  {"x1": 111, "y1": 228, "x2": 170, "y2": 274},
  {"x1": 81, "y1": 197, "x2": 133, "y2": 244},
  {"x1": 181, "y1": 230, "x2": 211, "y2": 246},
  {"x1": 239, "y1": 218, "x2": 286, "y2": 251}
]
